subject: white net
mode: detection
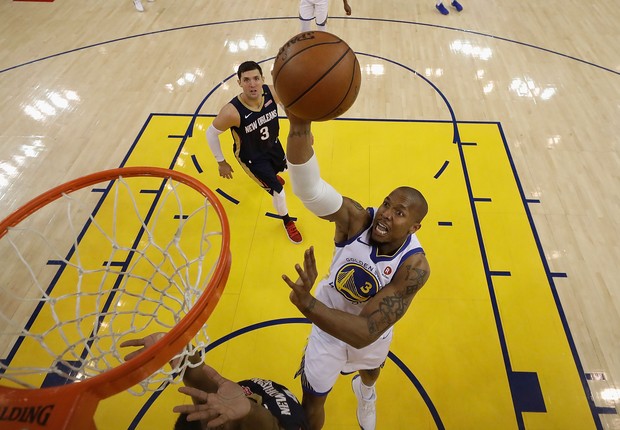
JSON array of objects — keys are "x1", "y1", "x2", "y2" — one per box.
[{"x1": 0, "y1": 172, "x2": 226, "y2": 395}]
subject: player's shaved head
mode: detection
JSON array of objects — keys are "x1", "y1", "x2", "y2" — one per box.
[{"x1": 394, "y1": 186, "x2": 428, "y2": 222}]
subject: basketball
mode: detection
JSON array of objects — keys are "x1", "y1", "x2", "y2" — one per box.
[{"x1": 272, "y1": 31, "x2": 361, "y2": 122}]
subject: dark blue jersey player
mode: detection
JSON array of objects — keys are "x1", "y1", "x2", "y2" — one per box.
[
  {"x1": 172, "y1": 374, "x2": 309, "y2": 430},
  {"x1": 206, "y1": 61, "x2": 302, "y2": 244},
  {"x1": 121, "y1": 333, "x2": 309, "y2": 430}
]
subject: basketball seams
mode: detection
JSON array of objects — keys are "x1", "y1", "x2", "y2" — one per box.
[
  {"x1": 272, "y1": 40, "x2": 345, "y2": 85},
  {"x1": 316, "y1": 56, "x2": 360, "y2": 121},
  {"x1": 285, "y1": 47, "x2": 352, "y2": 110},
  {"x1": 273, "y1": 32, "x2": 360, "y2": 121}
]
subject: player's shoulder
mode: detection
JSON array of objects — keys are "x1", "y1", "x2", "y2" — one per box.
[
  {"x1": 341, "y1": 197, "x2": 369, "y2": 216},
  {"x1": 343, "y1": 197, "x2": 372, "y2": 222},
  {"x1": 218, "y1": 102, "x2": 241, "y2": 123},
  {"x1": 329, "y1": 198, "x2": 369, "y2": 242},
  {"x1": 397, "y1": 250, "x2": 430, "y2": 276}
]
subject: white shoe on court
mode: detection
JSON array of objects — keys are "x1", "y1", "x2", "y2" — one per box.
[
  {"x1": 352, "y1": 375, "x2": 376, "y2": 430},
  {"x1": 133, "y1": 0, "x2": 144, "y2": 11}
]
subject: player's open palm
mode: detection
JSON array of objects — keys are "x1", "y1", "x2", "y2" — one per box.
[{"x1": 174, "y1": 365, "x2": 250, "y2": 427}]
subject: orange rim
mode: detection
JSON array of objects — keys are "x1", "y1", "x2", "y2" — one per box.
[{"x1": 0, "y1": 167, "x2": 231, "y2": 423}]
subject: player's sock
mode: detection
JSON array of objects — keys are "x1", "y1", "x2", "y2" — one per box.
[{"x1": 360, "y1": 380, "x2": 376, "y2": 400}]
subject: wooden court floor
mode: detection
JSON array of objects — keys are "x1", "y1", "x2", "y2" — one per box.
[{"x1": 0, "y1": 1, "x2": 619, "y2": 429}]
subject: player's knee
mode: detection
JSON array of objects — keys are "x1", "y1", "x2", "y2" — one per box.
[{"x1": 302, "y1": 391, "x2": 328, "y2": 408}]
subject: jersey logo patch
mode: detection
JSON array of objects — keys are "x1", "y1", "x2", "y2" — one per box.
[
  {"x1": 244, "y1": 113, "x2": 253, "y2": 118},
  {"x1": 334, "y1": 263, "x2": 379, "y2": 303}
]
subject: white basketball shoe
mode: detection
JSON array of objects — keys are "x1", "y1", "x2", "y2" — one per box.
[{"x1": 352, "y1": 375, "x2": 377, "y2": 430}]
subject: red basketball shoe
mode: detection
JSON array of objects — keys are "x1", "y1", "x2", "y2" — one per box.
[{"x1": 284, "y1": 220, "x2": 302, "y2": 244}]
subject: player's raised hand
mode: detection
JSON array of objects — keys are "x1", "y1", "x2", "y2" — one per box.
[
  {"x1": 282, "y1": 246, "x2": 318, "y2": 311},
  {"x1": 120, "y1": 332, "x2": 165, "y2": 361},
  {"x1": 173, "y1": 365, "x2": 250, "y2": 427}
]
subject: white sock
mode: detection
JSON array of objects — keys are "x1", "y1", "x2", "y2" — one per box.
[
  {"x1": 360, "y1": 380, "x2": 375, "y2": 400},
  {"x1": 272, "y1": 190, "x2": 288, "y2": 217}
]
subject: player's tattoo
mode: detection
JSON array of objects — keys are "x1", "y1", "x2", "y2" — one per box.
[
  {"x1": 305, "y1": 297, "x2": 317, "y2": 312},
  {"x1": 350, "y1": 199, "x2": 365, "y2": 212},
  {"x1": 367, "y1": 295, "x2": 407, "y2": 336},
  {"x1": 403, "y1": 265, "x2": 428, "y2": 295},
  {"x1": 288, "y1": 128, "x2": 311, "y2": 138},
  {"x1": 366, "y1": 265, "x2": 428, "y2": 336}
]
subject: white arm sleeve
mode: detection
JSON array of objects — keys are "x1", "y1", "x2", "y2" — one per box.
[
  {"x1": 288, "y1": 153, "x2": 343, "y2": 217},
  {"x1": 206, "y1": 124, "x2": 226, "y2": 162}
]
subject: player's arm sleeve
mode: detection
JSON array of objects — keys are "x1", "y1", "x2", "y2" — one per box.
[
  {"x1": 206, "y1": 124, "x2": 226, "y2": 162},
  {"x1": 287, "y1": 153, "x2": 343, "y2": 217}
]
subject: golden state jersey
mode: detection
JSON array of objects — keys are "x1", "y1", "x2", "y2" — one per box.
[{"x1": 315, "y1": 207, "x2": 424, "y2": 316}]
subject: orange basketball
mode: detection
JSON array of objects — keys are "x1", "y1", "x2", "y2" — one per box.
[{"x1": 272, "y1": 31, "x2": 361, "y2": 122}]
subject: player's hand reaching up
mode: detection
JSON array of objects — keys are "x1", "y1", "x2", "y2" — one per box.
[
  {"x1": 173, "y1": 365, "x2": 251, "y2": 427},
  {"x1": 120, "y1": 332, "x2": 168, "y2": 363},
  {"x1": 282, "y1": 246, "x2": 319, "y2": 311},
  {"x1": 120, "y1": 332, "x2": 188, "y2": 369}
]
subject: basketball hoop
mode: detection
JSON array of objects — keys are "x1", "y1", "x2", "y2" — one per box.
[{"x1": 0, "y1": 167, "x2": 231, "y2": 429}]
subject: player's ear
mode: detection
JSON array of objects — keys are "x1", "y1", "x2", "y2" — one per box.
[{"x1": 409, "y1": 223, "x2": 421, "y2": 234}]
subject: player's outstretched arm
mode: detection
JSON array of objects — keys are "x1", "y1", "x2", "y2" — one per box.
[
  {"x1": 285, "y1": 111, "x2": 370, "y2": 240},
  {"x1": 173, "y1": 366, "x2": 280, "y2": 430},
  {"x1": 120, "y1": 332, "x2": 218, "y2": 393},
  {"x1": 123, "y1": 333, "x2": 281, "y2": 429},
  {"x1": 283, "y1": 247, "x2": 430, "y2": 348},
  {"x1": 285, "y1": 110, "x2": 314, "y2": 165}
]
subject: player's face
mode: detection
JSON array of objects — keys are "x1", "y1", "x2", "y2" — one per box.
[
  {"x1": 238, "y1": 69, "x2": 264, "y2": 100},
  {"x1": 370, "y1": 189, "x2": 421, "y2": 249}
]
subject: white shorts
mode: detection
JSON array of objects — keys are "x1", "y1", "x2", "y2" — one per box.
[
  {"x1": 299, "y1": 324, "x2": 393, "y2": 395},
  {"x1": 299, "y1": 0, "x2": 328, "y2": 25}
]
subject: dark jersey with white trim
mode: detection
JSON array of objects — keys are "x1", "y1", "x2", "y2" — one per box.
[
  {"x1": 237, "y1": 378, "x2": 309, "y2": 430},
  {"x1": 229, "y1": 85, "x2": 282, "y2": 164}
]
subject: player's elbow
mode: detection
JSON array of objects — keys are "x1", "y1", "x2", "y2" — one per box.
[
  {"x1": 349, "y1": 332, "x2": 381, "y2": 349},
  {"x1": 287, "y1": 155, "x2": 343, "y2": 217}
]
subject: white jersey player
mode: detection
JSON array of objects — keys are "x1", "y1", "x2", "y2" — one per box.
[{"x1": 282, "y1": 110, "x2": 431, "y2": 430}]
